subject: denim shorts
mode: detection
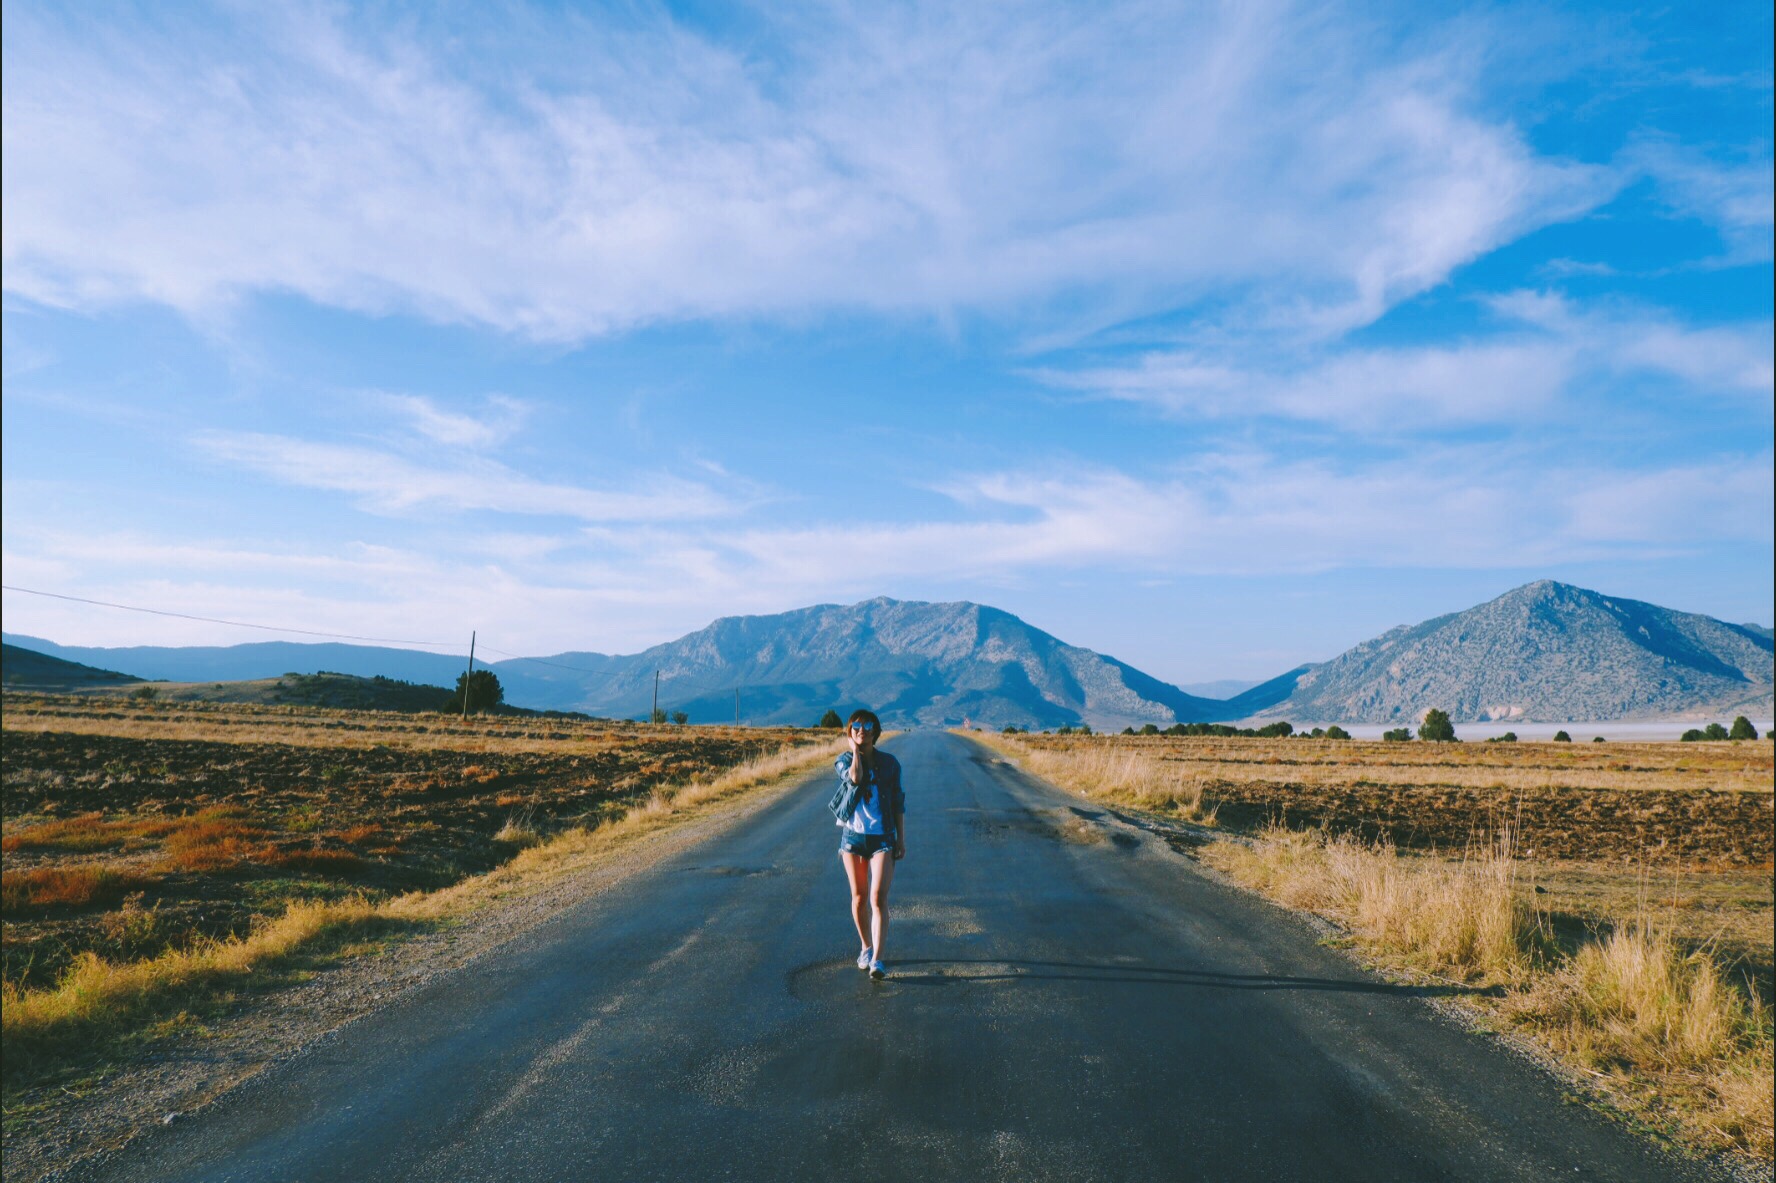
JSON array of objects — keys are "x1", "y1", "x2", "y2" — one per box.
[{"x1": 839, "y1": 831, "x2": 893, "y2": 858}]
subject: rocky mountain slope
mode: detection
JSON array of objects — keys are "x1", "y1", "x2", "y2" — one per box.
[
  {"x1": 498, "y1": 597, "x2": 1222, "y2": 729},
  {"x1": 1255, "y1": 580, "x2": 1774, "y2": 725}
]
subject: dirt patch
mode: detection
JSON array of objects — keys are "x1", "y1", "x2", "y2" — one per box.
[{"x1": 1201, "y1": 778, "x2": 1773, "y2": 865}]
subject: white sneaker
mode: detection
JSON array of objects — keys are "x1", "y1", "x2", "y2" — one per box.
[
  {"x1": 857, "y1": 947, "x2": 873, "y2": 970},
  {"x1": 869, "y1": 959, "x2": 887, "y2": 980}
]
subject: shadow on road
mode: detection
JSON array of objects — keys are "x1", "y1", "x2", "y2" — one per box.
[{"x1": 884, "y1": 958, "x2": 1501, "y2": 998}]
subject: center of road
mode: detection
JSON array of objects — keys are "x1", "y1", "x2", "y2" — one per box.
[{"x1": 72, "y1": 731, "x2": 1710, "y2": 1183}]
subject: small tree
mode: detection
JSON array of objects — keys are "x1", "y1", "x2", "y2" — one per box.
[
  {"x1": 1553, "y1": 730, "x2": 1572, "y2": 742},
  {"x1": 1729, "y1": 716, "x2": 1758, "y2": 740},
  {"x1": 1139, "y1": 723, "x2": 1160, "y2": 736},
  {"x1": 448, "y1": 669, "x2": 503, "y2": 715},
  {"x1": 816, "y1": 709, "x2": 843, "y2": 729},
  {"x1": 1324, "y1": 725, "x2": 1351, "y2": 740},
  {"x1": 129, "y1": 685, "x2": 158, "y2": 701},
  {"x1": 1256, "y1": 721, "x2": 1294, "y2": 738},
  {"x1": 1382, "y1": 727, "x2": 1412, "y2": 742},
  {"x1": 1418, "y1": 708, "x2": 1456, "y2": 742},
  {"x1": 1703, "y1": 722, "x2": 1730, "y2": 741},
  {"x1": 671, "y1": 711, "x2": 689, "y2": 726}
]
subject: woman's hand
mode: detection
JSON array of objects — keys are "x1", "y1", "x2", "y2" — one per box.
[{"x1": 892, "y1": 840, "x2": 905, "y2": 861}]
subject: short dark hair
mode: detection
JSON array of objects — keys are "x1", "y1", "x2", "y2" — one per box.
[{"x1": 846, "y1": 709, "x2": 881, "y2": 735}]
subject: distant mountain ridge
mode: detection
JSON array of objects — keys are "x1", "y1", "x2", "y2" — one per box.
[
  {"x1": 7, "y1": 581, "x2": 1770, "y2": 727},
  {"x1": 483, "y1": 597, "x2": 1223, "y2": 729},
  {"x1": 1254, "y1": 580, "x2": 1773, "y2": 725}
]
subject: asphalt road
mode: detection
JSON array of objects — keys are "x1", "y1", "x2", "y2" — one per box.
[{"x1": 70, "y1": 731, "x2": 1716, "y2": 1182}]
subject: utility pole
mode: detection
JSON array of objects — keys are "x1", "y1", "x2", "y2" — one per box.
[
  {"x1": 652, "y1": 669, "x2": 660, "y2": 723},
  {"x1": 461, "y1": 631, "x2": 476, "y2": 721}
]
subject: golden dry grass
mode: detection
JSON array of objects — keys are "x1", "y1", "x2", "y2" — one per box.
[
  {"x1": 1201, "y1": 829, "x2": 1773, "y2": 1157},
  {"x1": 0, "y1": 897, "x2": 387, "y2": 1086},
  {"x1": 1205, "y1": 828, "x2": 1540, "y2": 981},
  {"x1": 982, "y1": 738, "x2": 1217, "y2": 823},
  {"x1": 979, "y1": 729, "x2": 1773, "y2": 1158}
]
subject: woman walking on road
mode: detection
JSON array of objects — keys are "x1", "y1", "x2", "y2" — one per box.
[{"x1": 830, "y1": 709, "x2": 904, "y2": 980}]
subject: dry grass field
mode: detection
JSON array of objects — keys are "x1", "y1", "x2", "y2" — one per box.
[
  {"x1": 975, "y1": 730, "x2": 1774, "y2": 1161},
  {"x1": 1, "y1": 694, "x2": 838, "y2": 1100}
]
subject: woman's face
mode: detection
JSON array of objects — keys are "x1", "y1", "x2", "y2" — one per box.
[{"x1": 850, "y1": 721, "x2": 875, "y2": 748}]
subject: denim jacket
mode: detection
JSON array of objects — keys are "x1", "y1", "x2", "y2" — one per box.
[{"x1": 828, "y1": 751, "x2": 904, "y2": 841}]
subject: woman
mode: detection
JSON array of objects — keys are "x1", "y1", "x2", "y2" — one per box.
[{"x1": 830, "y1": 709, "x2": 904, "y2": 979}]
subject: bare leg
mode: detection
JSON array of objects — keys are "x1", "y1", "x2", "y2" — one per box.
[
  {"x1": 840, "y1": 850, "x2": 871, "y2": 951},
  {"x1": 868, "y1": 849, "x2": 895, "y2": 959}
]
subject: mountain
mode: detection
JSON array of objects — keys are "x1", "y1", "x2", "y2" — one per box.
[
  {"x1": 1, "y1": 643, "x2": 140, "y2": 690},
  {"x1": 0, "y1": 635, "x2": 469, "y2": 687},
  {"x1": 490, "y1": 597, "x2": 1223, "y2": 729},
  {"x1": 5, "y1": 602, "x2": 1222, "y2": 729},
  {"x1": 1253, "y1": 580, "x2": 1774, "y2": 725}
]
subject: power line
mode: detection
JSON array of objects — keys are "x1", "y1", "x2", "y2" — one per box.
[
  {"x1": 3, "y1": 583, "x2": 624, "y2": 676},
  {"x1": 1, "y1": 584, "x2": 460, "y2": 649}
]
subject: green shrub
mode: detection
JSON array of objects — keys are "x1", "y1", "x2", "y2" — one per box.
[
  {"x1": 1553, "y1": 730, "x2": 1571, "y2": 742},
  {"x1": 1418, "y1": 709, "x2": 1456, "y2": 742},
  {"x1": 1729, "y1": 716, "x2": 1758, "y2": 740}
]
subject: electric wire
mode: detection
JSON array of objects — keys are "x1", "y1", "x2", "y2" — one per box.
[{"x1": 2, "y1": 584, "x2": 619, "y2": 676}]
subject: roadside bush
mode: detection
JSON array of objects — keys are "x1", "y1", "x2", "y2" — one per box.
[{"x1": 1553, "y1": 730, "x2": 1572, "y2": 742}]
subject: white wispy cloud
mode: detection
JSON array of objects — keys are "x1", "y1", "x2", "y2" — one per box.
[
  {"x1": 1044, "y1": 294, "x2": 1773, "y2": 427},
  {"x1": 8, "y1": 442, "x2": 1769, "y2": 655},
  {"x1": 1629, "y1": 138, "x2": 1776, "y2": 263},
  {"x1": 383, "y1": 394, "x2": 529, "y2": 449},
  {"x1": 2, "y1": 1, "x2": 1611, "y2": 342},
  {"x1": 194, "y1": 431, "x2": 736, "y2": 522}
]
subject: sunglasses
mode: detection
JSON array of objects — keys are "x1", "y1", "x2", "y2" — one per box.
[{"x1": 849, "y1": 722, "x2": 875, "y2": 733}]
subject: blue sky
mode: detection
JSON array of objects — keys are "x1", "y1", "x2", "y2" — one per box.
[{"x1": 2, "y1": 0, "x2": 1771, "y2": 685}]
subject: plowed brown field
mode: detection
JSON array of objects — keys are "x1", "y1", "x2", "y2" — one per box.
[{"x1": 1, "y1": 695, "x2": 809, "y2": 992}]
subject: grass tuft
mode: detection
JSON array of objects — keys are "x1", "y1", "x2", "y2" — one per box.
[
  {"x1": 988, "y1": 738, "x2": 1217, "y2": 823},
  {"x1": 0, "y1": 897, "x2": 390, "y2": 1088},
  {"x1": 1, "y1": 866, "x2": 153, "y2": 912}
]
